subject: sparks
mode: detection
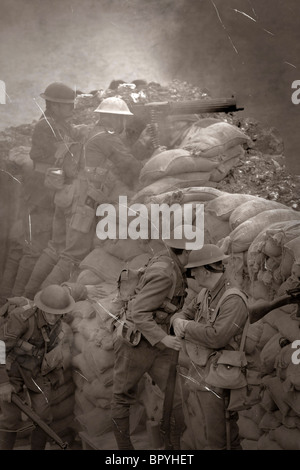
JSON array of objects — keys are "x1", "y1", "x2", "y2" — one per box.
[{"x1": 233, "y1": 9, "x2": 256, "y2": 22}]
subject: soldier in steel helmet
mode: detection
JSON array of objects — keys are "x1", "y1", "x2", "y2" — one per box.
[
  {"x1": 0, "y1": 282, "x2": 93, "y2": 450},
  {"x1": 171, "y1": 244, "x2": 249, "y2": 450},
  {"x1": 22, "y1": 97, "x2": 144, "y2": 296},
  {"x1": 85, "y1": 96, "x2": 143, "y2": 193},
  {"x1": 111, "y1": 225, "x2": 194, "y2": 450},
  {"x1": 0, "y1": 83, "x2": 85, "y2": 302}
]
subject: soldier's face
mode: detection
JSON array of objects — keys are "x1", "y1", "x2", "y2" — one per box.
[{"x1": 43, "y1": 312, "x2": 62, "y2": 325}]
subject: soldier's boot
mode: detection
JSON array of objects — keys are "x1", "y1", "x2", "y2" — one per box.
[
  {"x1": 30, "y1": 428, "x2": 48, "y2": 450},
  {"x1": 41, "y1": 258, "x2": 75, "y2": 288},
  {"x1": 0, "y1": 431, "x2": 17, "y2": 450},
  {"x1": 11, "y1": 256, "x2": 38, "y2": 297},
  {"x1": 24, "y1": 252, "x2": 58, "y2": 300},
  {"x1": 112, "y1": 417, "x2": 135, "y2": 450},
  {"x1": 169, "y1": 407, "x2": 186, "y2": 450}
]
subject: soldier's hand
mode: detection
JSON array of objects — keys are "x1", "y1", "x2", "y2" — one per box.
[
  {"x1": 0, "y1": 382, "x2": 15, "y2": 403},
  {"x1": 86, "y1": 285, "x2": 107, "y2": 299},
  {"x1": 160, "y1": 335, "x2": 182, "y2": 351},
  {"x1": 173, "y1": 318, "x2": 190, "y2": 338}
]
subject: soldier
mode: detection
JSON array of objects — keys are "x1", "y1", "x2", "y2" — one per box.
[
  {"x1": 0, "y1": 83, "x2": 80, "y2": 300},
  {"x1": 111, "y1": 225, "x2": 192, "y2": 450},
  {"x1": 171, "y1": 245, "x2": 249, "y2": 450},
  {"x1": 0, "y1": 284, "x2": 75, "y2": 450},
  {"x1": 24, "y1": 96, "x2": 143, "y2": 298}
]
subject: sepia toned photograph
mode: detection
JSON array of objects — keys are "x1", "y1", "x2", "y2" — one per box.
[{"x1": 0, "y1": 0, "x2": 300, "y2": 455}]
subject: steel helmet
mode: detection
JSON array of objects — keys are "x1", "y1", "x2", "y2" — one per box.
[
  {"x1": 185, "y1": 244, "x2": 229, "y2": 268},
  {"x1": 94, "y1": 97, "x2": 133, "y2": 115},
  {"x1": 162, "y1": 224, "x2": 198, "y2": 250},
  {"x1": 34, "y1": 285, "x2": 75, "y2": 314},
  {"x1": 40, "y1": 82, "x2": 76, "y2": 104}
]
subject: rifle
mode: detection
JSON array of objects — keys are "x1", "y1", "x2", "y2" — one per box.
[
  {"x1": 249, "y1": 287, "x2": 300, "y2": 324},
  {"x1": 131, "y1": 96, "x2": 244, "y2": 149},
  {"x1": 159, "y1": 348, "x2": 179, "y2": 450},
  {"x1": 11, "y1": 393, "x2": 68, "y2": 450}
]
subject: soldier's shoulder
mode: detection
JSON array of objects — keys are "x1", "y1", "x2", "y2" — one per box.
[
  {"x1": 10, "y1": 305, "x2": 36, "y2": 322},
  {"x1": 148, "y1": 253, "x2": 175, "y2": 273}
]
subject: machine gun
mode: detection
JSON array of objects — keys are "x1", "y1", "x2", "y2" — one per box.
[
  {"x1": 11, "y1": 393, "x2": 68, "y2": 450},
  {"x1": 249, "y1": 287, "x2": 300, "y2": 324},
  {"x1": 131, "y1": 96, "x2": 244, "y2": 149}
]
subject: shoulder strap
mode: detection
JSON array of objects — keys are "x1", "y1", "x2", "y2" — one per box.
[{"x1": 212, "y1": 287, "x2": 249, "y2": 351}]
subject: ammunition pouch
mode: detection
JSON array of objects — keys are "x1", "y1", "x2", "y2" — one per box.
[
  {"x1": 116, "y1": 320, "x2": 141, "y2": 347},
  {"x1": 44, "y1": 168, "x2": 65, "y2": 191},
  {"x1": 41, "y1": 345, "x2": 63, "y2": 376},
  {"x1": 69, "y1": 203, "x2": 95, "y2": 233}
]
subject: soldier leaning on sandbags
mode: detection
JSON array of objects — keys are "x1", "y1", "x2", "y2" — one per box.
[
  {"x1": 171, "y1": 245, "x2": 248, "y2": 450},
  {"x1": 111, "y1": 225, "x2": 192, "y2": 450},
  {"x1": 0, "y1": 83, "x2": 82, "y2": 300},
  {"x1": 24, "y1": 97, "x2": 142, "y2": 299}
]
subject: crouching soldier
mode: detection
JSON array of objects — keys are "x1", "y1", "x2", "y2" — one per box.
[{"x1": 0, "y1": 284, "x2": 80, "y2": 450}]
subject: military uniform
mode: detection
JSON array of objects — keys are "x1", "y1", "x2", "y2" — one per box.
[
  {"x1": 172, "y1": 274, "x2": 248, "y2": 450},
  {"x1": 24, "y1": 125, "x2": 142, "y2": 298},
  {"x1": 0, "y1": 112, "x2": 79, "y2": 300},
  {"x1": 0, "y1": 282, "x2": 85, "y2": 449},
  {"x1": 111, "y1": 249, "x2": 187, "y2": 449}
]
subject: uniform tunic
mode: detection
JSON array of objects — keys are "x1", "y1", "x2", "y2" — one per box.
[{"x1": 111, "y1": 249, "x2": 187, "y2": 420}]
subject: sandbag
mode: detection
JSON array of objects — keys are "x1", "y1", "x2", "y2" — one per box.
[
  {"x1": 139, "y1": 148, "x2": 219, "y2": 185},
  {"x1": 79, "y1": 247, "x2": 124, "y2": 283},
  {"x1": 209, "y1": 145, "x2": 245, "y2": 182},
  {"x1": 71, "y1": 353, "x2": 97, "y2": 382},
  {"x1": 237, "y1": 414, "x2": 262, "y2": 441},
  {"x1": 75, "y1": 389, "x2": 95, "y2": 414},
  {"x1": 179, "y1": 121, "x2": 250, "y2": 157},
  {"x1": 239, "y1": 403, "x2": 265, "y2": 425},
  {"x1": 206, "y1": 194, "x2": 262, "y2": 221},
  {"x1": 76, "y1": 316, "x2": 103, "y2": 342},
  {"x1": 82, "y1": 341, "x2": 115, "y2": 374},
  {"x1": 72, "y1": 300, "x2": 96, "y2": 320},
  {"x1": 76, "y1": 407, "x2": 112, "y2": 437},
  {"x1": 77, "y1": 269, "x2": 103, "y2": 285},
  {"x1": 260, "y1": 333, "x2": 282, "y2": 375},
  {"x1": 263, "y1": 376, "x2": 290, "y2": 416},
  {"x1": 148, "y1": 186, "x2": 226, "y2": 205},
  {"x1": 272, "y1": 426, "x2": 300, "y2": 450},
  {"x1": 219, "y1": 212, "x2": 300, "y2": 253},
  {"x1": 283, "y1": 235, "x2": 300, "y2": 264},
  {"x1": 50, "y1": 379, "x2": 76, "y2": 406},
  {"x1": 132, "y1": 176, "x2": 217, "y2": 203},
  {"x1": 229, "y1": 199, "x2": 290, "y2": 231},
  {"x1": 257, "y1": 433, "x2": 283, "y2": 450},
  {"x1": 99, "y1": 237, "x2": 147, "y2": 261}
]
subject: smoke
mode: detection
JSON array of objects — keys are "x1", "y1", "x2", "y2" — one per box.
[{"x1": 1, "y1": 0, "x2": 300, "y2": 171}]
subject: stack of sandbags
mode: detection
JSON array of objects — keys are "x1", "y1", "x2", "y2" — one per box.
[
  {"x1": 178, "y1": 120, "x2": 250, "y2": 182},
  {"x1": 70, "y1": 290, "x2": 117, "y2": 442},
  {"x1": 133, "y1": 121, "x2": 250, "y2": 203}
]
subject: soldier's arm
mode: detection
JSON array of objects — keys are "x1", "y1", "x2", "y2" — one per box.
[
  {"x1": 30, "y1": 119, "x2": 57, "y2": 165},
  {"x1": 183, "y1": 295, "x2": 248, "y2": 349},
  {"x1": 130, "y1": 263, "x2": 174, "y2": 346}
]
